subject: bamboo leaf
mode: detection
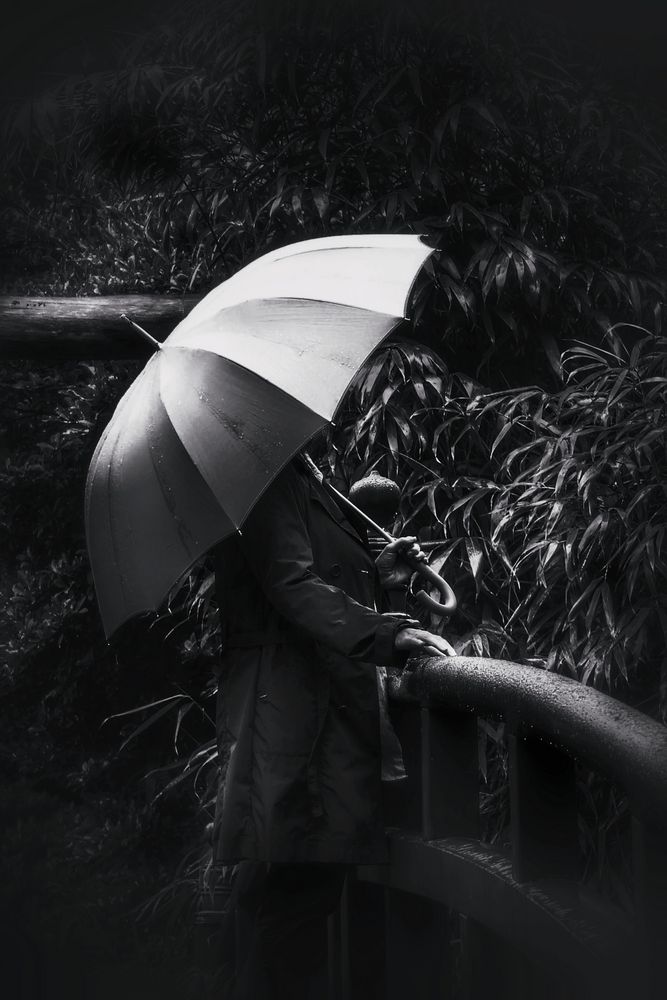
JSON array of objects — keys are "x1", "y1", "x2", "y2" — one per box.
[
  {"x1": 118, "y1": 700, "x2": 183, "y2": 752},
  {"x1": 173, "y1": 702, "x2": 194, "y2": 754},
  {"x1": 600, "y1": 581, "x2": 616, "y2": 636},
  {"x1": 555, "y1": 458, "x2": 577, "y2": 496},
  {"x1": 546, "y1": 501, "x2": 564, "y2": 536},
  {"x1": 466, "y1": 537, "x2": 484, "y2": 589},
  {"x1": 103, "y1": 693, "x2": 186, "y2": 726},
  {"x1": 584, "y1": 584, "x2": 602, "y2": 631},
  {"x1": 444, "y1": 488, "x2": 490, "y2": 523},
  {"x1": 490, "y1": 419, "x2": 514, "y2": 459},
  {"x1": 312, "y1": 188, "x2": 329, "y2": 220},
  {"x1": 568, "y1": 578, "x2": 602, "y2": 621},
  {"x1": 578, "y1": 513, "x2": 605, "y2": 553},
  {"x1": 318, "y1": 128, "x2": 331, "y2": 161}
]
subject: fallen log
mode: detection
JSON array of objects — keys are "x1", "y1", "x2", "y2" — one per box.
[{"x1": 0, "y1": 295, "x2": 201, "y2": 359}]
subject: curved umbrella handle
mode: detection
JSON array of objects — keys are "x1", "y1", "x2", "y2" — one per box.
[
  {"x1": 305, "y1": 463, "x2": 458, "y2": 620},
  {"x1": 404, "y1": 554, "x2": 457, "y2": 619}
]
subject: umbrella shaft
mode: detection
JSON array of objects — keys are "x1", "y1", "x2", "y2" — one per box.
[
  {"x1": 300, "y1": 452, "x2": 395, "y2": 541},
  {"x1": 120, "y1": 313, "x2": 163, "y2": 350},
  {"x1": 324, "y1": 481, "x2": 395, "y2": 543}
]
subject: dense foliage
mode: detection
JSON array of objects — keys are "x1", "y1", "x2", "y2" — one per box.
[
  {"x1": 3, "y1": 1, "x2": 666, "y2": 383},
  {"x1": 325, "y1": 334, "x2": 667, "y2": 706}
]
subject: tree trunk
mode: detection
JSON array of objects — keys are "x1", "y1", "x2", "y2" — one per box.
[{"x1": 0, "y1": 295, "x2": 201, "y2": 359}]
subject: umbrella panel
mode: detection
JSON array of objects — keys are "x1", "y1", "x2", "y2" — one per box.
[
  {"x1": 86, "y1": 358, "x2": 236, "y2": 636},
  {"x1": 157, "y1": 347, "x2": 325, "y2": 526},
  {"x1": 174, "y1": 236, "x2": 433, "y2": 334},
  {"x1": 167, "y1": 298, "x2": 399, "y2": 418}
]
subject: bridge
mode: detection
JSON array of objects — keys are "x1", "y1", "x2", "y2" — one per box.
[{"x1": 196, "y1": 653, "x2": 667, "y2": 1000}]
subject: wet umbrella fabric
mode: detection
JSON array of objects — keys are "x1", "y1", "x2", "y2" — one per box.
[{"x1": 85, "y1": 234, "x2": 434, "y2": 638}]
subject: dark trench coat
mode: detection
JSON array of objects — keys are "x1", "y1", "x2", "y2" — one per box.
[{"x1": 211, "y1": 458, "x2": 415, "y2": 865}]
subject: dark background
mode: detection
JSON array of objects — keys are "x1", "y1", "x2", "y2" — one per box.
[{"x1": 2, "y1": 0, "x2": 667, "y2": 102}]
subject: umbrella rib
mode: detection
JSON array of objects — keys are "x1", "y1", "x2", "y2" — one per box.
[
  {"x1": 327, "y1": 317, "x2": 403, "y2": 423},
  {"x1": 167, "y1": 345, "x2": 329, "y2": 422},
  {"x1": 234, "y1": 295, "x2": 397, "y2": 310},
  {"x1": 231, "y1": 296, "x2": 401, "y2": 317}
]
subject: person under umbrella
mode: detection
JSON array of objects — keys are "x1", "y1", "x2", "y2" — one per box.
[
  {"x1": 211, "y1": 444, "x2": 454, "y2": 999},
  {"x1": 84, "y1": 235, "x2": 457, "y2": 998}
]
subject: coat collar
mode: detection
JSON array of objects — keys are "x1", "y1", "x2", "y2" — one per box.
[{"x1": 302, "y1": 467, "x2": 369, "y2": 548}]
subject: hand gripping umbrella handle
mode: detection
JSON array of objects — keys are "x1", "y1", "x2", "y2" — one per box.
[
  {"x1": 304, "y1": 457, "x2": 458, "y2": 620},
  {"x1": 402, "y1": 552, "x2": 457, "y2": 619}
]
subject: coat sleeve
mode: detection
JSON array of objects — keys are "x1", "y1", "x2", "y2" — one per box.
[{"x1": 238, "y1": 462, "x2": 417, "y2": 667}]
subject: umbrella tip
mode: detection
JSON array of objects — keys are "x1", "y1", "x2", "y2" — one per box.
[{"x1": 121, "y1": 313, "x2": 163, "y2": 351}]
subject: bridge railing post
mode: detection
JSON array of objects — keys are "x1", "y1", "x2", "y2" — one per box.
[
  {"x1": 632, "y1": 817, "x2": 667, "y2": 1000},
  {"x1": 508, "y1": 730, "x2": 581, "y2": 882},
  {"x1": 370, "y1": 704, "x2": 479, "y2": 1000},
  {"x1": 381, "y1": 702, "x2": 479, "y2": 840},
  {"x1": 420, "y1": 707, "x2": 479, "y2": 841}
]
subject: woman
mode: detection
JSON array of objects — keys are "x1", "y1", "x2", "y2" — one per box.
[{"x1": 211, "y1": 451, "x2": 454, "y2": 998}]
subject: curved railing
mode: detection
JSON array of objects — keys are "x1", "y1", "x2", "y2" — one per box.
[
  {"x1": 331, "y1": 655, "x2": 667, "y2": 1000},
  {"x1": 394, "y1": 656, "x2": 667, "y2": 829}
]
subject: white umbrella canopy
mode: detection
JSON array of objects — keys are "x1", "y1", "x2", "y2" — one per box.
[{"x1": 85, "y1": 234, "x2": 435, "y2": 638}]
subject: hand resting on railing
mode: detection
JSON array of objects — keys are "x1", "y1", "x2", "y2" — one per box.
[{"x1": 394, "y1": 627, "x2": 456, "y2": 657}]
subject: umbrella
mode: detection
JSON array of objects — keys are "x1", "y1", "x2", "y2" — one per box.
[{"x1": 85, "y1": 234, "x2": 435, "y2": 638}]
